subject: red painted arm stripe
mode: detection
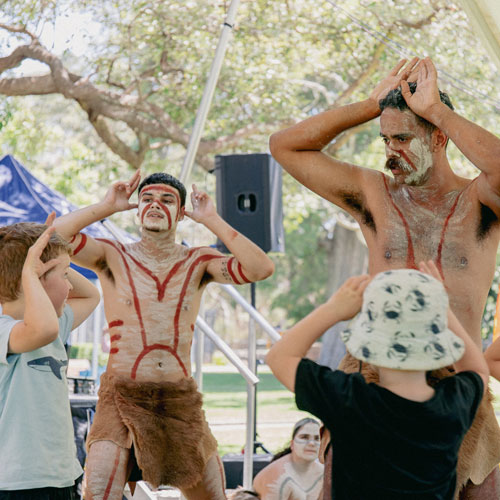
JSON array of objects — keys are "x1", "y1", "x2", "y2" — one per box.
[
  {"x1": 237, "y1": 261, "x2": 252, "y2": 284},
  {"x1": 72, "y1": 233, "x2": 87, "y2": 256},
  {"x1": 227, "y1": 257, "x2": 242, "y2": 285},
  {"x1": 108, "y1": 320, "x2": 124, "y2": 328}
]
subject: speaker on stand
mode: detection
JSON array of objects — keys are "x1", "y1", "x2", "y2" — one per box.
[
  {"x1": 215, "y1": 153, "x2": 284, "y2": 254},
  {"x1": 215, "y1": 153, "x2": 284, "y2": 480}
]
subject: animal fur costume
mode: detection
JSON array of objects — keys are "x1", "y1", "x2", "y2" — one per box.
[
  {"x1": 318, "y1": 354, "x2": 500, "y2": 500},
  {"x1": 86, "y1": 372, "x2": 218, "y2": 490}
]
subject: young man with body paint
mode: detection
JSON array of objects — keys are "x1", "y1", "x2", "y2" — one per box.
[
  {"x1": 269, "y1": 57, "x2": 500, "y2": 499},
  {"x1": 53, "y1": 172, "x2": 274, "y2": 500}
]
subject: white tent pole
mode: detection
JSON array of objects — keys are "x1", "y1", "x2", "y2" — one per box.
[{"x1": 179, "y1": 0, "x2": 241, "y2": 184}]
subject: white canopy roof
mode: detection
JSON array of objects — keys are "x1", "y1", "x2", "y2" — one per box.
[{"x1": 459, "y1": 0, "x2": 500, "y2": 71}]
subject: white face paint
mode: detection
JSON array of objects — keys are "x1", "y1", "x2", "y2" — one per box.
[
  {"x1": 138, "y1": 185, "x2": 182, "y2": 233},
  {"x1": 405, "y1": 136, "x2": 434, "y2": 185},
  {"x1": 291, "y1": 422, "x2": 320, "y2": 462},
  {"x1": 380, "y1": 109, "x2": 435, "y2": 187}
]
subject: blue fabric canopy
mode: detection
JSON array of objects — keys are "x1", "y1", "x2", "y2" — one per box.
[{"x1": 0, "y1": 154, "x2": 134, "y2": 279}]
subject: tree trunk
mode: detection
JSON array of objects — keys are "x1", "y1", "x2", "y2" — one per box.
[{"x1": 318, "y1": 222, "x2": 368, "y2": 370}]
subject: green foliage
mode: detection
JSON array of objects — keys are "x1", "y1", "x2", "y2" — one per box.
[
  {"x1": 482, "y1": 265, "x2": 500, "y2": 344},
  {"x1": 0, "y1": 101, "x2": 13, "y2": 131},
  {"x1": 203, "y1": 372, "x2": 287, "y2": 393},
  {"x1": 259, "y1": 195, "x2": 330, "y2": 325},
  {"x1": 202, "y1": 369, "x2": 307, "y2": 456},
  {"x1": 69, "y1": 342, "x2": 108, "y2": 367}
]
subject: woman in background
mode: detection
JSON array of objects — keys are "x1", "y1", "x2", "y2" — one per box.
[{"x1": 252, "y1": 417, "x2": 324, "y2": 500}]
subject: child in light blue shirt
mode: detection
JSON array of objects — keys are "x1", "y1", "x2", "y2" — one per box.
[{"x1": 0, "y1": 219, "x2": 100, "y2": 500}]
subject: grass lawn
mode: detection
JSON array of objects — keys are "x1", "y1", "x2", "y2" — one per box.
[{"x1": 202, "y1": 367, "x2": 313, "y2": 457}]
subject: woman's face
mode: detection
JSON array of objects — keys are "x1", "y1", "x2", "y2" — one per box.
[{"x1": 291, "y1": 422, "x2": 320, "y2": 462}]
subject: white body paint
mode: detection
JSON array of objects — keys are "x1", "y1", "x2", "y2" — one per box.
[
  {"x1": 254, "y1": 423, "x2": 323, "y2": 500},
  {"x1": 254, "y1": 455, "x2": 323, "y2": 500},
  {"x1": 406, "y1": 136, "x2": 433, "y2": 185}
]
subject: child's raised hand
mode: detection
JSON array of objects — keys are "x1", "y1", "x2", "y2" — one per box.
[
  {"x1": 326, "y1": 274, "x2": 371, "y2": 321},
  {"x1": 43, "y1": 211, "x2": 57, "y2": 226},
  {"x1": 23, "y1": 226, "x2": 59, "y2": 279},
  {"x1": 418, "y1": 260, "x2": 442, "y2": 283}
]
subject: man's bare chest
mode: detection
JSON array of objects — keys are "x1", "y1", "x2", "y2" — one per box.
[
  {"x1": 102, "y1": 244, "x2": 207, "y2": 302},
  {"x1": 372, "y1": 188, "x2": 484, "y2": 271}
]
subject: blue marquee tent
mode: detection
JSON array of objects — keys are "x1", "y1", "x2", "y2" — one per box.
[{"x1": 0, "y1": 154, "x2": 134, "y2": 279}]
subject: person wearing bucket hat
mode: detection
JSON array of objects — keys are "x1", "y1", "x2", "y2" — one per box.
[
  {"x1": 266, "y1": 261, "x2": 488, "y2": 500},
  {"x1": 342, "y1": 267, "x2": 466, "y2": 372}
]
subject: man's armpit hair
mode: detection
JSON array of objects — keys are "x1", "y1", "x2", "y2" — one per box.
[
  {"x1": 477, "y1": 202, "x2": 499, "y2": 241},
  {"x1": 339, "y1": 191, "x2": 376, "y2": 231},
  {"x1": 95, "y1": 256, "x2": 115, "y2": 284}
]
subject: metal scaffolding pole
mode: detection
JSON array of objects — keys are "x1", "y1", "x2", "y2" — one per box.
[
  {"x1": 196, "y1": 316, "x2": 259, "y2": 386},
  {"x1": 243, "y1": 312, "x2": 257, "y2": 489},
  {"x1": 221, "y1": 284, "x2": 281, "y2": 343},
  {"x1": 179, "y1": 0, "x2": 241, "y2": 184}
]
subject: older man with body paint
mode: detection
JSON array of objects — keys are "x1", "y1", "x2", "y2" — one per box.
[
  {"x1": 53, "y1": 172, "x2": 274, "y2": 500},
  {"x1": 269, "y1": 57, "x2": 500, "y2": 499}
]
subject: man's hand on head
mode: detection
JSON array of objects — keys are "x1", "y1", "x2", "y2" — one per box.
[
  {"x1": 103, "y1": 169, "x2": 141, "y2": 213},
  {"x1": 369, "y1": 57, "x2": 420, "y2": 107},
  {"x1": 401, "y1": 57, "x2": 442, "y2": 120}
]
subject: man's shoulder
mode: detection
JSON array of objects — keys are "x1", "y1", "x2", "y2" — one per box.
[
  {"x1": 189, "y1": 245, "x2": 225, "y2": 259},
  {"x1": 190, "y1": 244, "x2": 220, "y2": 253}
]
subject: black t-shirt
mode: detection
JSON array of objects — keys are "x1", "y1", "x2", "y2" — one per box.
[{"x1": 295, "y1": 358, "x2": 483, "y2": 500}]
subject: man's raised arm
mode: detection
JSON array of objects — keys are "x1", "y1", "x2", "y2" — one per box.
[
  {"x1": 269, "y1": 58, "x2": 419, "y2": 209},
  {"x1": 53, "y1": 170, "x2": 141, "y2": 270},
  {"x1": 401, "y1": 57, "x2": 500, "y2": 213},
  {"x1": 185, "y1": 185, "x2": 274, "y2": 284}
]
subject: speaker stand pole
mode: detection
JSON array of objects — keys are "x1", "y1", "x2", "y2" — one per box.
[
  {"x1": 250, "y1": 283, "x2": 270, "y2": 455},
  {"x1": 179, "y1": 0, "x2": 241, "y2": 184},
  {"x1": 243, "y1": 282, "x2": 257, "y2": 488}
]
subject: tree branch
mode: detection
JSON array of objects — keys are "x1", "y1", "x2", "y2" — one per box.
[
  {"x1": 334, "y1": 40, "x2": 388, "y2": 107},
  {"x1": 324, "y1": 122, "x2": 373, "y2": 157},
  {"x1": 0, "y1": 23, "x2": 37, "y2": 40},
  {"x1": 87, "y1": 112, "x2": 149, "y2": 169}
]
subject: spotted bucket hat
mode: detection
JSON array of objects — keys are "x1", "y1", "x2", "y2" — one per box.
[{"x1": 341, "y1": 269, "x2": 465, "y2": 370}]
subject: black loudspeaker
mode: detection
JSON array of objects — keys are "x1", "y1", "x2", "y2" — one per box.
[
  {"x1": 215, "y1": 153, "x2": 284, "y2": 253},
  {"x1": 222, "y1": 453, "x2": 273, "y2": 489}
]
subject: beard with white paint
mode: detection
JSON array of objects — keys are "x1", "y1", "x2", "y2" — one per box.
[{"x1": 384, "y1": 136, "x2": 433, "y2": 187}]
